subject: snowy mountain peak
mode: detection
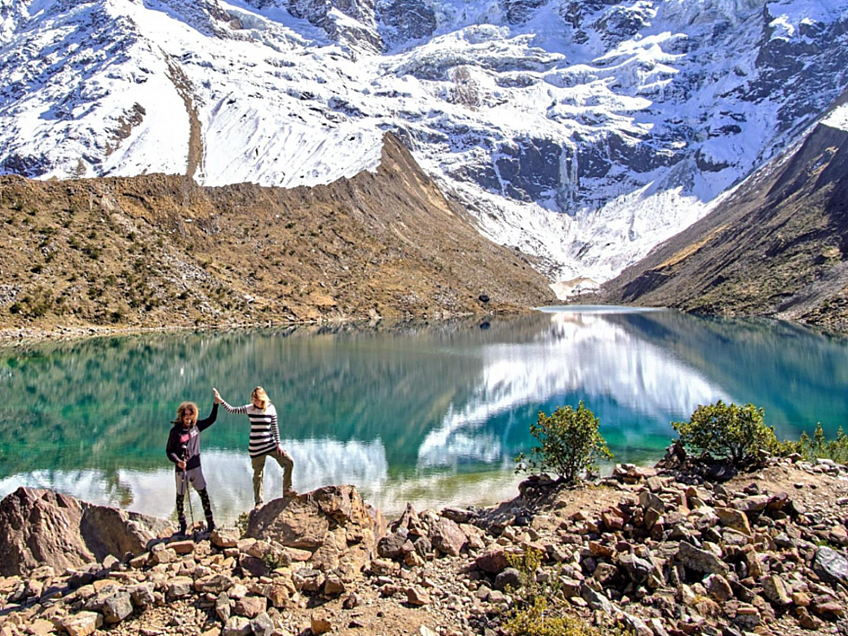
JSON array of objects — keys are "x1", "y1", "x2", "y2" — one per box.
[{"x1": 1, "y1": 0, "x2": 847, "y2": 287}]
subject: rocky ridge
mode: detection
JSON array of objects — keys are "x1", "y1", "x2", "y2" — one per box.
[
  {"x1": 599, "y1": 105, "x2": 848, "y2": 330},
  {"x1": 0, "y1": 133, "x2": 554, "y2": 337},
  {"x1": 3, "y1": 0, "x2": 848, "y2": 283},
  {"x1": 3, "y1": 454, "x2": 848, "y2": 635}
]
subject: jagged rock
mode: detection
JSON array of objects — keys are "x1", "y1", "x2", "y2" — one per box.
[
  {"x1": 581, "y1": 582, "x2": 613, "y2": 613},
  {"x1": 796, "y1": 606, "x2": 825, "y2": 629},
  {"x1": 216, "y1": 592, "x2": 233, "y2": 622},
  {"x1": 238, "y1": 554, "x2": 270, "y2": 578},
  {"x1": 323, "y1": 571, "x2": 346, "y2": 596},
  {"x1": 169, "y1": 540, "x2": 195, "y2": 555},
  {"x1": 263, "y1": 580, "x2": 292, "y2": 608},
  {"x1": 222, "y1": 616, "x2": 251, "y2": 636},
  {"x1": 211, "y1": 527, "x2": 240, "y2": 549},
  {"x1": 677, "y1": 541, "x2": 729, "y2": 576},
  {"x1": 246, "y1": 486, "x2": 385, "y2": 574},
  {"x1": 195, "y1": 574, "x2": 235, "y2": 594},
  {"x1": 250, "y1": 612, "x2": 275, "y2": 636},
  {"x1": 639, "y1": 491, "x2": 665, "y2": 513},
  {"x1": 811, "y1": 599, "x2": 845, "y2": 618},
  {"x1": 310, "y1": 612, "x2": 333, "y2": 635},
  {"x1": 715, "y1": 507, "x2": 752, "y2": 535},
  {"x1": 102, "y1": 591, "x2": 134, "y2": 623},
  {"x1": 167, "y1": 576, "x2": 194, "y2": 600},
  {"x1": 429, "y1": 518, "x2": 466, "y2": 557},
  {"x1": 151, "y1": 545, "x2": 177, "y2": 565},
  {"x1": 61, "y1": 612, "x2": 103, "y2": 636},
  {"x1": 292, "y1": 568, "x2": 324, "y2": 593},
  {"x1": 762, "y1": 575, "x2": 791, "y2": 606},
  {"x1": 494, "y1": 567, "x2": 522, "y2": 591},
  {"x1": 0, "y1": 488, "x2": 169, "y2": 577},
  {"x1": 440, "y1": 507, "x2": 475, "y2": 524},
  {"x1": 84, "y1": 585, "x2": 121, "y2": 612},
  {"x1": 733, "y1": 495, "x2": 770, "y2": 513},
  {"x1": 247, "y1": 540, "x2": 290, "y2": 567},
  {"x1": 405, "y1": 586, "x2": 431, "y2": 605},
  {"x1": 475, "y1": 549, "x2": 510, "y2": 574},
  {"x1": 343, "y1": 591, "x2": 361, "y2": 609},
  {"x1": 592, "y1": 562, "x2": 618, "y2": 586},
  {"x1": 813, "y1": 546, "x2": 848, "y2": 584},
  {"x1": 704, "y1": 574, "x2": 732, "y2": 602},
  {"x1": 377, "y1": 532, "x2": 408, "y2": 560},
  {"x1": 391, "y1": 502, "x2": 427, "y2": 536},
  {"x1": 618, "y1": 553, "x2": 653, "y2": 584},
  {"x1": 413, "y1": 535, "x2": 434, "y2": 559},
  {"x1": 369, "y1": 558, "x2": 397, "y2": 576},
  {"x1": 734, "y1": 603, "x2": 761, "y2": 629},
  {"x1": 234, "y1": 595, "x2": 266, "y2": 619},
  {"x1": 128, "y1": 582, "x2": 155, "y2": 608},
  {"x1": 622, "y1": 612, "x2": 652, "y2": 636}
]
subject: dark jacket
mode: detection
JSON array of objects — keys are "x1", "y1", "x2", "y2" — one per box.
[{"x1": 166, "y1": 403, "x2": 218, "y2": 471}]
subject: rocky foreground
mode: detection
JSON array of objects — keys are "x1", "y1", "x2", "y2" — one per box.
[{"x1": 3, "y1": 454, "x2": 848, "y2": 636}]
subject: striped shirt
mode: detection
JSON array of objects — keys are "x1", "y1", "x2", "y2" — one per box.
[{"x1": 221, "y1": 401, "x2": 280, "y2": 458}]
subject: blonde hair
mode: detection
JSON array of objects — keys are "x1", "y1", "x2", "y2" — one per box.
[
  {"x1": 175, "y1": 401, "x2": 198, "y2": 427},
  {"x1": 251, "y1": 386, "x2": 270, "y2": 411}
]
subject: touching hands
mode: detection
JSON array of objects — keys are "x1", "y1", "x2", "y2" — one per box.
[{"x1": 213, "y1": 388, "x2": 221, "y2": 404}]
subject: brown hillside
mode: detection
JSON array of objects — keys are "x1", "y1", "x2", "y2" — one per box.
[
  {"x1": 599, "y1": 119, "x2": 848, "y2": 331},
  {"x1": 0, "y1": 133, "x2": 554, "y2": 334}
]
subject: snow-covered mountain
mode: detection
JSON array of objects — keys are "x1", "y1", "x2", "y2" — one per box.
[{"x1": 1, "y1": 0, "x2": 847, "y2": 288}]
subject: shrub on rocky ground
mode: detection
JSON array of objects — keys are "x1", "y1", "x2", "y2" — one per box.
[
  {"x1": 503, "y1": 548, "x2": 607, "y2": 636},
  {"x1": 516, "y1": 401, "x2": 612, "y2": 484},
  {"x1": 672, "y1": 400, "x2": 778, "y2": 466},
  {"x1": 793, "y1": 423, "x2": 848, "y2": 464},
  {"x1": 504, "y1": 596, "x2": 609, "y2": 636}
]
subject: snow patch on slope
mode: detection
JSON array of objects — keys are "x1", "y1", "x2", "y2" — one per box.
[{"x1": 1, "y1": 0, "x2": 847, "y2": 285}]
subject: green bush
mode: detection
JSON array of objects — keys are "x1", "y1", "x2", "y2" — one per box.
[
  {"x1": 672, "y1": 400, "x2": 778, "y2": 465},
  {"x1": 516, "y1": 401, "x2": 612, "y2": 484},
  {"x1": 503, "y1": 547, "x2": 629, "y2": 636},
  {"x1": 794, "y1": 424, "x2": 848, "y2": 464}
]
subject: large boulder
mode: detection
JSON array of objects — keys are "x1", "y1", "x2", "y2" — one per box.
[
  {"x1": 813, "y1": 546, "x2": 848, "y2": 585},
  {"x1": 0, "y1": 487, "x2": 170, "y2": 577},
  {"x1": 245, "y1": 485, "x2": 386, "y2": 573}
]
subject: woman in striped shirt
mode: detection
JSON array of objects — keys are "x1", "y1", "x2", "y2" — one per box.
[{"x1": 214, "y1": 386, "x2": 295, "y2": 506}]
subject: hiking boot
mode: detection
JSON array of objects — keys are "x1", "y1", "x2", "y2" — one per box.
[{"x1": 178, "y1": 519, "x2": 187, "y2": 536}]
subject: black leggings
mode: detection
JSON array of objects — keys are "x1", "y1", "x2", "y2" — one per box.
[{"x1": 175, "y1": 488, "x2": 214, "y2": 524}]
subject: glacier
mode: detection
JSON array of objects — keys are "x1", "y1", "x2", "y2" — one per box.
[{"x1": 1, "y1": 0, "x2": 847, "y2": 289}]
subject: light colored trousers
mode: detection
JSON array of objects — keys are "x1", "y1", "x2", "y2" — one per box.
[{"x1": 251, "y1": 448, "x2": 294, "y2": 505}]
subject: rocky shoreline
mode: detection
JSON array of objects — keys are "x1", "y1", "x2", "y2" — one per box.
[{"x1": 2, "y1": 453, "x2": 848, "y2": 636}]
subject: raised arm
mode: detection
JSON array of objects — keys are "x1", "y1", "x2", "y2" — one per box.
[
  {"x1": 197, "y1": 402, "x2": 219, "y2": 432},
  {"x1": 214, "y1": 387, "x2": 249, "y2": 414}
]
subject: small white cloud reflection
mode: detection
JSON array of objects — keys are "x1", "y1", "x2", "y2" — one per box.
[{"x1": 418, "y1": 310, "x2": 730, "y2": 468}]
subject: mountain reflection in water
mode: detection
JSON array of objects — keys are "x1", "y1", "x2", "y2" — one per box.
[{"x1": 1, "y1": 308, "x2": 846, "y2": 521}]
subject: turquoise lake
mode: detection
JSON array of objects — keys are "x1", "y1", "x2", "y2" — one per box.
[{"x1": 1, "y1": 307, "x2": 847, "y2": 524}]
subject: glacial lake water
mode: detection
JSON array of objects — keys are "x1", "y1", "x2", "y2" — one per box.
[{"x1": 1, "y1": 307, "x2": 848, "y2": 525}]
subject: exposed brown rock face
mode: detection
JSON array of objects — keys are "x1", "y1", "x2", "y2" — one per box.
[
  {"x1": 600, "y1": 107, "x2": 848, "y2": 330},
  {"x1": 245, "y1": 485, "x2": 387, "y2": 573},
  {"x1": 0, "y1": 487, "x2": 170, "y2": 577},
  {"x1": 0, "y1": 133, "x2": 554, "y2": 336}
]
